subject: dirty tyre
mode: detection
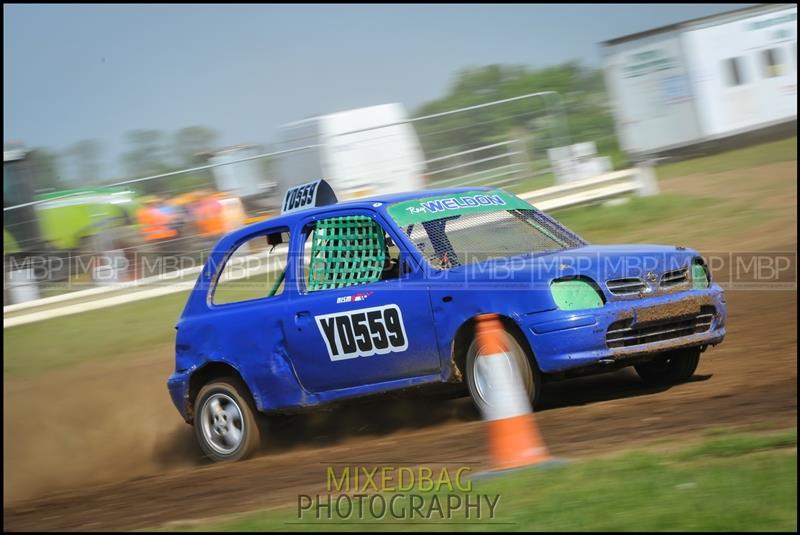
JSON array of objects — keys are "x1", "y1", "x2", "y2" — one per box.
[
  {"x1": 465, "y1": 327, "x2": 541, "y2": 414},
  {"x1": 634, "y1": 348, "x2": 701, "y2": 386},
  {"x1": 194, "y1": 378, "x2": 262, "y2": 462}
]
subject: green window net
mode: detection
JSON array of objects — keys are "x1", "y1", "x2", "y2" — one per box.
[{"x1": 307, "y1": 216, "x2": 386, "y2": 291}]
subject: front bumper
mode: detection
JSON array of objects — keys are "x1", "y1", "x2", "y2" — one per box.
[{"x1": 524, "y1": 285, "x2": 727, "y2": 374}]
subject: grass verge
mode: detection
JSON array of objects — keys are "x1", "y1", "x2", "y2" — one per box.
[
  {"x1": 157, "y1": 428, "x2": 797, "y2": 532},
  {"x1": 656, "y1": 136, "x2": 796, "y2": 180},
  {"x1": 3, "y1": 290, "x2": 188, "y2": 376}
]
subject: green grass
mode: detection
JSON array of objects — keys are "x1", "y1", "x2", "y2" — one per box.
[
  {"x1": 656, "y1": 136, "x2": 797, "y2": 180},
  {"x1": 3, "y1": 268, "x2": 287, "y2": 377},
  {"x1": 555, "y1": 194, "x2": 708, "y2": 242},
  {"x1": 551, "y1": 192, "x2": 763, "y2": 246},
  {"x1": 3, "y1": 290, "x2": 189, "y2": 376},
  {"x1": 430, "y1": 168, "x2": 556, "y2": 195},
  {"x1": 158, "y1": 429, "x2": 797, "y2": 532},
  {"x1": 507, "y1": 171, "x2": 556, "y2": 194},
  {"x1": 675, "y1": 428, "x2": 797, "y2": 461}
]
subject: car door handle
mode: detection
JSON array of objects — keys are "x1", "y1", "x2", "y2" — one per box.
[{"x1": 294, "y1": 311, "x2": 311, "y2": 325}]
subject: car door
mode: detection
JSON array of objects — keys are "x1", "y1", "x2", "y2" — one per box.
[{"x1": 284, "y1": 209, "x2": 441, "y2": 393}]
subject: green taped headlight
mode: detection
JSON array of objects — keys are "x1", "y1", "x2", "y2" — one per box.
[
  {"x1": 550, "y1": 279, "x2": 604, "y2": 310},
  {"x1": 692, "y1": 260, "x2": 710, "y2": 289}
]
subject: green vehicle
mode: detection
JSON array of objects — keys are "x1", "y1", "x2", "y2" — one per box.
[
  {"x1": 4, "y1": 149, "x2": 140, "y2": 277},
  {"x1": 32, "y1": 187, "x2": 140, "y2": 251}
]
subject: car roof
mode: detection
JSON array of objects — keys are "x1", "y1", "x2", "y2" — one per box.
[{"x1": 234, "y1": 186, "x2": 497, "y2": 238}]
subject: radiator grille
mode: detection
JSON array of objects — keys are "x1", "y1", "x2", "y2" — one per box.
[
  {"x1": 606, "y1": 305, "x2": 716, "y2": 349},
  {"x1": 606, "y1": 277, "x2": 646, "y2": 296},
  {"x1": 660, "y1": 267, "x2": 690, "y2": 289}
]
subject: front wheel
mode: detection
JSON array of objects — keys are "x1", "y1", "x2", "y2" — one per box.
[
  {"x1": 465, "y1": 327, "x2": 541, "y2": 414},
  {"x1": 634, "y1": 347, "x2": 701, "y2": 386},
  {"x1": 194, "y1": 378, "x2": 262, "y2": 462}
]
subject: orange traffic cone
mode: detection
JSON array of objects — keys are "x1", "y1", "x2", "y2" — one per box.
[{"x1": 474, "y1": 314, "x2": 551, "y2": 471}]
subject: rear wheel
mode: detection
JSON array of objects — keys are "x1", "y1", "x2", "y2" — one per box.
[
  {"x1": 634, "y1": 347, "x2": 701, "y2": 386},
  {"x1": 465, "y1": 327, "x2": 541, "y2": 414},
  {"x1": 194, "y1": 377, "x2": 262, "y2": 462}
]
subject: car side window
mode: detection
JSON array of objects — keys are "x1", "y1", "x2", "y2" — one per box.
[
  {"x1": 302, "y1": 215, "x2": 408, "y2": 292},
  {"x1": 212, "y1": 230, "x2": 290, "y2": 305}
]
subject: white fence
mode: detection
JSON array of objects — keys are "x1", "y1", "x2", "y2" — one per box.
[
  {"x1": 7, "y1": 97, "x2": 559, "y2": 270},
  {"x1": 3, "y1": 164, "x2": 656, "y2": 328},
  {"x1": 519, "y1": 166, "x2": 658, "y2": 210}
]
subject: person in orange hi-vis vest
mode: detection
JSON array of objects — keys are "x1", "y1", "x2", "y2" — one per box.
[
  {"x1": 137, "y1": 197, "x2": 178, "y2": 242},
  {"x1": 194, "y1": 194, "x2": 224, "y2": 238}
]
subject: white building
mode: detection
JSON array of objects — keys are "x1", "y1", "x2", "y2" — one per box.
[
  {"x1": 601, "y1": 4, "x2": 797, "y2": 158},
  {"x1": 272, "y1": 103, "x2": 427, "y2": 201}
]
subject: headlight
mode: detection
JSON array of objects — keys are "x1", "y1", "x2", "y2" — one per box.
[
  {"x1": 692, "y1": 258, "x2": 710, "y2": 289},
  {"x1": 550, "y1": 278, "x2": 604, "y2": 310}
]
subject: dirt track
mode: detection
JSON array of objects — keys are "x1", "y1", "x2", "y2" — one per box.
[
  {"x1": 4, "y1": 161, "x2": 797, "y2": 531},
  {"x1": 4, "y1": 288, "x2": 797, "y2": 531}
]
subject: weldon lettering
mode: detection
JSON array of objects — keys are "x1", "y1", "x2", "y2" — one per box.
[
  {"x1": 413, "y1": 194, "x2": 507, "y2": 214},
  {"x1": 316, "y1": 304, "x2": 408, "y2": 361}
]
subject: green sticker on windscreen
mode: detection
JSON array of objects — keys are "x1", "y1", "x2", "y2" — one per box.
[{"x1": 388, "y1": 190, "x2": 534, "y2": 226}]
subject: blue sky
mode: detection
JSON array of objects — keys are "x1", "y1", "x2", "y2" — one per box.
[{"x1": 4, "y1": 3, "x2": 753, "y2": 179}]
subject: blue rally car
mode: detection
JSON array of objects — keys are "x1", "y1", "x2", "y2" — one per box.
[{"x1": 168, "y1": 181, "x2": 727, "y2": 461}]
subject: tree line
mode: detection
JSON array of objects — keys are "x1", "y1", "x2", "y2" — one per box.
[
  {"x1": 21, "y1": 126, "x2": 220, "y2": 195},
  {"x1": 20, "y1": 61, "x2": 623, "y2": 196},
  {"x1": 412, "y1": 62, "x2": 623, "y2": 169}
]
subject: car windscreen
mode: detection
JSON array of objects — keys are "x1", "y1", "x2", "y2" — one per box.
[{"x1": 387, "y1": 190, "x2": 587, "y2": 270}]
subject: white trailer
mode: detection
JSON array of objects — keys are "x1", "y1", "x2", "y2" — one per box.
[
  {"x1": 273, "y1": 103, "x2": 427, "y2": 200},
  {"x1": 601, "y1": 4, "x2": 797, "y2": 158},
  {"x1": 206, "y1": 144, "x2": 277, "y2": 211}
]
